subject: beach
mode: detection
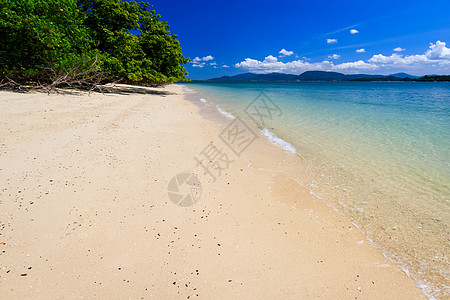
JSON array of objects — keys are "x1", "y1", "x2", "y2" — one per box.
[
  {"x1": 186, "y1": 82, "x2": 450, "y2": 299},
  {"x1": 0, "y1": 84, "x2": 425, "y2": 299}
]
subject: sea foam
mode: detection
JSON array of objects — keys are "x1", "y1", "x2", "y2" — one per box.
[
  {"x1": 183, "y1": 86, "x2": 195, "y2": 93},
  {"x1": 200, "y1": 98, "x2": 207, "y2": 103},
  {"x1": 261, "y1": 128, "x2": 298, "y2": 154},
  {"x1": 216, "y1": 106, "x2": 235, "y2": 119}
]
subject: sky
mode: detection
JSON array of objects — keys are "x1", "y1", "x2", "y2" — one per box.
[{"x1": 149, "y1": 0, "x2": 450, "y2": 79}]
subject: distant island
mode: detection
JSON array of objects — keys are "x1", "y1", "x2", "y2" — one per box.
[{"x1": 191, "y1": 71, "x2": 450, "y2": 83}]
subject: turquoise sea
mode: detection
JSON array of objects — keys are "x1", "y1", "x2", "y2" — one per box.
[{"x1": 183, "y1": 82, "x2": 450, "y2": 298}]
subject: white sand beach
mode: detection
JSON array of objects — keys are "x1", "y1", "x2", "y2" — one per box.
[{"x1": 0, "y1": 85, "x2": 425, "y2": 299}]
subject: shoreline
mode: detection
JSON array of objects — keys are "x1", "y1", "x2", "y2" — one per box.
[
  {"x1": 181, "y1": 82, "x2": 449, "y2": 299},
  {"x1": 0, "y1": 84, "x2": 426, "y2": 298},
  {"x1": 182, "y1": 84, "x2": 431, "y2": 297}
]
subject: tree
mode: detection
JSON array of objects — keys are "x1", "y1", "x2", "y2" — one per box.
[
  {"x1": 0, "y1": 0, "x2": 189, "y2": 89},
  {"x1": 77, "y1": 0, "x2": 189, "y2": 84},
  {"x1": 0, "y1": 0, "x2": 99, "y2": 83}
]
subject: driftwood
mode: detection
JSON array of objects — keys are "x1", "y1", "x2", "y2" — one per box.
[
  {"x1": 0, "y1": 55, "x2": 114, "y2": 95},
  {"x1": 42, "y1": 54, "x2": 104, "y2": 94},
  {"x1": 0, "y1": 77, "x2": 26, "y2": 90},
  {"x1": 0, "y1": 56, "x2": 169, "y2": 95}
]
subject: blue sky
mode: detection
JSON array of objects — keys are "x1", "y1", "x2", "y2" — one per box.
[{"x1": 150, "y1": 0, "x2": 450, "y2": 79}]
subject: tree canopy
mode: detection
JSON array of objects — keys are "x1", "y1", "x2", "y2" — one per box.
[{"x1": 0, "y1": 0, "x2": 189, "y2": 89}]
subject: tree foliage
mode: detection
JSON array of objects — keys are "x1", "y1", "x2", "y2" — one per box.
[
  {"x1": 0, "y1": 0, "x2": 189, "y2": 89},
  {"x1": 414, "y1": 75, "x2": 450, "y2": 82}
]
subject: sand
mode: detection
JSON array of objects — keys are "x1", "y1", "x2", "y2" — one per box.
[{"x1": 0, "y1": 84, "x2": 425, "y2": 299}]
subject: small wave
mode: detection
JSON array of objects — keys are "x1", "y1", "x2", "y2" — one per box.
[
  {"x1": 200, "y1": 98, "x2": 207, "y2": 103},
  {"x1": 216, "y1": 106, "x2": 235, "y2": 119},
  {"x1": 183, "y1": 86, "x2": 195, "y2": 93},
  {"x1": 261, "y1": 128, "x2": 298, "y2": 154}
]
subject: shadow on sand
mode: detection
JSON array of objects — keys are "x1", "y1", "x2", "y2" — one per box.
[{"x1": 1, "y1": 83, "x2": 177, "y2": 97}]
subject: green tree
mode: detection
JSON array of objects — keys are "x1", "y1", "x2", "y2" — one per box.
[
  {"x1": 0, "y1": 0, "x2": 188, "y2": 88},
  {"x1": 77, "y1": 0, "x2": 189, "y2": 84},
  {"x1": 0, "y1": 0, "x2": 99, "y2": 84}
]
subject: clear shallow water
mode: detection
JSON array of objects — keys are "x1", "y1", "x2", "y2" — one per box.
[{"x1": 183, "y1": 82, "x2": 450, "y2": 298}]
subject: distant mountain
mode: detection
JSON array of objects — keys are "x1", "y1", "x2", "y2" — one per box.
[
  {"x1": 389, "y1": 73, "x2": 420, "y2": 79},
  {"x1": 295, "y1": 71, "x2": 346, "y2": 81},
  {"x1": 298, "y1": 71, "x2": 389, "y2": 81},
  {"x1": 191, "y1": 71, "x2": 423, "y2": 83}
]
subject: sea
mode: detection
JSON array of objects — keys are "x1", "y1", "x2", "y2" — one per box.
[{"x1": 181, "y1": 81, "x2": 450, "y2": 299}]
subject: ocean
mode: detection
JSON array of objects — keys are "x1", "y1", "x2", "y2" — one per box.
[{"x1": 182, "y1": 81, "x2": 450, "y2": 298}]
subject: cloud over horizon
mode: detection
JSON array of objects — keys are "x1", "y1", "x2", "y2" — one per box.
[{"x1": 234, "y1": 41, "x2": 450, "y2": 75}]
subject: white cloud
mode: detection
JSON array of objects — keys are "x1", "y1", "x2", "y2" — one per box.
[
  {"x1": 356, "y1": 48, "x2": 366, "y2": 53},
  {"x1": 350, "y1": 29, "x2": 359, "y2": 34},
  {"x1": 235, "y1": 57, "x2": 333, "y2": 74},
  {"x1": 191, "y1": 55, "x2": 216, "y2": 67},
  {"x1": 425, "y1": 40, "x2": 450, "y2": 60},
  {"x1": 222, "y1": 65, "x2": 230, "y2": 68},
  {"x1": 234, "y1": 56, "x2": 378, "y2": 74},
  {"x1": 279, "y1": 49, "x2": 294, "y2": 56},
  {"x1": 327, "y1": 38, "x2": 338, "y2": 44},
  {"x1": 327, "y1": 54, "x2": 341, "y2": 59},
  {"x1": 192, "y1": 62, "x2": 206, "y2": 68},
  {"x1": 369, "y1": 53, "x2": 402, "y2": 64},
  {"x1": 332, "y1": 60, "x2": 378, "y2": 70},
  {"x1": 264, "y1": 55, "x2": 278, "y2": 63},
  {"x1": 369, "y1": 41, "x2": 450, "y2": 65},
  {"x1": 202, "y1": 55, "x2": 214, "y2": 61},
  {"x1": 234, "y1": 40, "x2": 450, "y2": 75},
  {"x1": 369, "y1": 53, "x2": 430, "y2": 65},
  {"x1": 393, "y1": 47, "x2": 405, "y2": 52},
  {"x1": 192, "y1": 55, "x2": 214, "y2": 63}
]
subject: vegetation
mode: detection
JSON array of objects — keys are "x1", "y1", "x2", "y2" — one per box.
[
  {"x1": 414, "y1": 75, "x2": 450, "y2": 82},
  {"x1": 350, "y1": 76, "x2": 410, "y2": 82},
  {"x1": 0, "y1": 0, "x2": 189, "y2": 91}
]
